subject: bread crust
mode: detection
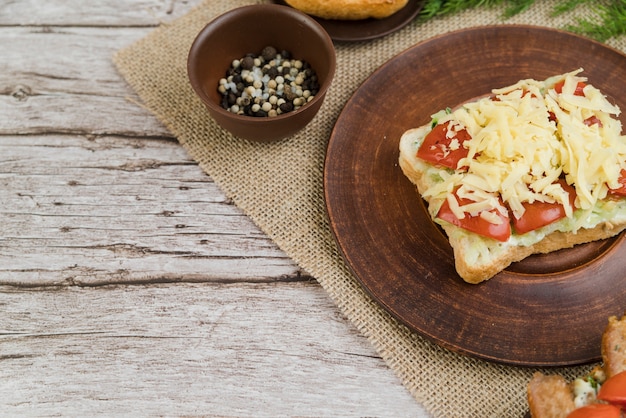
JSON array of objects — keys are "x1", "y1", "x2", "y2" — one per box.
[
  {"x1": 527, "y1": 372, "x2": 576, "y2": 418},
  {"x1": 283, "y1": 0, "x2": 409, "y2": 20},
  {"x1": 602, "y1": 313, "x2": 626, "y2": 378},
  {"x1": 399, "y1": 125, "x2": 626, "y2": 284}
]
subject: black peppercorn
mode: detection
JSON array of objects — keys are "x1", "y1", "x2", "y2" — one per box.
[
  {"x1": 279, "y1": 102, "x2": 294, "y2": 113},
  {"x1": 241, "y1": 56, "x2": 254, "y2": 70},
  {"x1": 261, "y1": 46, "x2": 277, "y2": 61},
  {"x1": 267, "y1": 67, "x2": 279, "y2": 78}
]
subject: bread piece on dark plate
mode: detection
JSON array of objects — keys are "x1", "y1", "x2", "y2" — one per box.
[{"x1": 283, "y1": 0, "x2": 409, "y2": 20}]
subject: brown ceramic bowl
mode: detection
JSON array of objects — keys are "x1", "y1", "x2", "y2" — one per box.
[{"x1": 187, "y1": 4, "x2": 336, "y2": 142}]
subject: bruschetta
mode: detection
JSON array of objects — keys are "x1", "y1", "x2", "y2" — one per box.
[{"x1": 399, "y1": 69, "x2": 626, "y2": 283}]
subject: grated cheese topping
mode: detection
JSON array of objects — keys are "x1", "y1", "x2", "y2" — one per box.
[{"x1": 421, "y1": 69, "x2": 626, "y2": 229}]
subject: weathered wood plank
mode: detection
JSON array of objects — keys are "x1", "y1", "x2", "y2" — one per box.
[
  {"x1": 0, "y1": 134, "x2": 302, "y2": 286},
  {"x1": 0, "y1": 0, "x2": 200, "y2": 27},
  {"x1": 0, "y1": 26, "x2": 171, "y2": 136},
  {"x1": 0, "y1": 282, "x2": 421, "y2": 417}
]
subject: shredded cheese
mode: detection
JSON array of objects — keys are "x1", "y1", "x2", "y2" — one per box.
[{"x1": 423, "y1": 69, "x2": 626, "y2": 230}]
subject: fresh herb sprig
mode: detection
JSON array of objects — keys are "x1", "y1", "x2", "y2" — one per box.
[
  {"x1": 419, "y1": 0, "x2": 626, "y2": 41},
  {"x1": 562, "y1": 0, "x2": 626, "y2": 42},
  {"x1": 419, "y1": 0, "x2": 535, "y2": 19}
]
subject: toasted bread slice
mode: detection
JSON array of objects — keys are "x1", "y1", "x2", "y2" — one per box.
[
  {"x1": 283, "y1": 0, "x2": 409, "y2": 20},
  {"x1": 399, "y1": 125, "x2": 626, "y2": 284},
  {"x1": 527, "y1": 372, "x2": 576, "y2": 418},
  {"x1": 602, "y1": 313, "x2": 626, "y2": 378}
]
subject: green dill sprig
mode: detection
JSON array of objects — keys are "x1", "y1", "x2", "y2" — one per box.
[
  {"x1": 550, "y1": 0, "x2": 592, "y2": 16},
  {"x1": 419, "y1": 0, "x2": 536, "y2": 20},
  {"x1": 560, "y1": 0, "x2": 626, "y2": 42},
  {"x1": 419, "y1": 0, "x2": 626, "y2": 41}
]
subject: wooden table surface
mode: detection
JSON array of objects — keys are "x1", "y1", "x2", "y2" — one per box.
[{"x1": 1, "y1": 1, "x2": 429, "y2": 416}]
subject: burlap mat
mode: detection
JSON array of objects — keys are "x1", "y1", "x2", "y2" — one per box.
[{"x1": 113, "y1": 1, "x2": 626, "y2": 416}]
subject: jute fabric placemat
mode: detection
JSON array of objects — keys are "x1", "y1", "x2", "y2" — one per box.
[{"x1": 113, "y1": 1, "x2": 626, "y2": 416}]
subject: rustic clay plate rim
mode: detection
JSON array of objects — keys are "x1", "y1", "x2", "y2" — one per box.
[
  {"x1": 323, "y1": 25, "x2": 626, "y2": 366},
  {"x1": 271, "y1": 0, "x2": 425, "y2": 42}
]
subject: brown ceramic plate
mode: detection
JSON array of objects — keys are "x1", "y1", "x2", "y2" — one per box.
[
  {"x1": 271, "y1": 0, "x2": 424, "y2": 42},
  {"x1": 324, "y1": 25, "x2": 626, "y2": 366}
]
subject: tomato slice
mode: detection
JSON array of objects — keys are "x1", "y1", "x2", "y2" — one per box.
[
  {"x1": 554, "y1": 79, "x2": 587, "y2": 96},
  {"x1": 584, "y1": 115, "x2": 603, "y2": 127},
  {"x1": 437, "y1": 189, "x2": 511, "y2": 242},
  {"x1": 566, "y1": 404, "x2": 622, "y2": 418},
  {"x1": 512, "y1": 181, "x2": 577, "y2": 235},
  {"x1": 597, "y1": 370, "x2": 626, "y2": 407},
  {"x1": 490, "y1": 88, "x2": 535, "y2": 101},
  {"x1": 417, "y1": 121, "x2": 471, "y2": 170},
  {"x1": 548, "y1": 111, "x2": 557, "y2": 123},
  {"x1": 609, "y1": 169, "x2": 626, "y2": 196}
]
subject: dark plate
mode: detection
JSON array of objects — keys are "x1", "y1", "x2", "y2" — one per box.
[
  {"x1": 323, "y1": 25, "x2": 626, "y2": 366},
  {"x1": 271, "y1": 0, "x2": 424, "y2": 42}
]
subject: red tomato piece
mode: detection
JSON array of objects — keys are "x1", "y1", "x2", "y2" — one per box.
[
  {"x1": 584, "y1": 115, "x2": 603, "y2": 127},
  {"x1": 554, "y1": 79, "x2": 587, "y2": 96},
  {"x1": 609, "y1": 169, "x2": 626, "y2": 197},
  {"x1": 417, "y1": 121, "x2": 471, "y2": 170},
  {"x1": 437, "y1": 189, "x2": 511, "y2": 242},
  {"x1": 512, "y1": 181, "x2": 577, "y2": 235},
  {"x1": 566, "y1": 404, "x2": 622, "y2": 418},
  {"x1": 548, "y1": 111, "x2": 557, "y2": 123},
  {"x1": 490, "y1": 89, "x2": 535, "y2": 101},
  {"x1": 597, "y1": 370, "x2": 626, "y2": 408}
]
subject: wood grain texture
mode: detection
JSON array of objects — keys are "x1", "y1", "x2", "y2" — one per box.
[
  {"x1": 0, "y1": 1, "x2": 426, "y2": 416},
  {"x1": 0, "y1": 134, "x2": 300, "y2": 286},
  {"x1": 1, "y1": 282, "x2": 417, "y2": 416}
]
